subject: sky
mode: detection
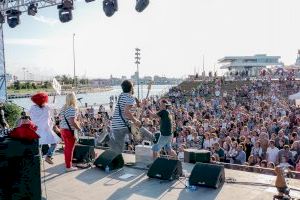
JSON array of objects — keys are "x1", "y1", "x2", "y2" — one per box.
[{"x1": 3, "y1": 0, "x2": 300, "y2": 80}]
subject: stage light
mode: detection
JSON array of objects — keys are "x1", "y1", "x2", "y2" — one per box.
[
  {"x1": 6, "y1": 9, "x2": 21, "y2": 28},
  {"x1": 0, "y1": 12, "x2": 4, "y2": 24},
  {"x1": 135, "y1": 0, "x2": 149, "y2": 12},
  {"x1": 103, "y1": 0, "x2": 118, "y2": 17},
  {"x1": 58, "y1": 8, "x2": 73, "y2": 23},
  {"x1": 57, "y1": 0, "x2": 74, "y2": 23},
  {"x1": 28, "y1": 3, "x2": 38, "y2": 16}
]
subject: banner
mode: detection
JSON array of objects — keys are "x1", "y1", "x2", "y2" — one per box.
[
  {"x1": 0, "y1": 25, "x2": 6, "y2": 103},
  {"x1": 52, "y1": 78, "x2": 61, "y2": 95}
]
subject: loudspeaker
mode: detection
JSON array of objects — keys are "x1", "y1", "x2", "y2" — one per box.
[
  {"x1": 73, "y1": 144, "x2": 96, "y2": 163},
  {"x1": 184, "y1": 149, "x2": 210, "y2": 164},
  {"x1": 147, "y1": 158, "x2": 183, "y2": 181},
  {"x1": 0, "y1": 138, "x2": 39, "y2": 158},
  {"x1": 0, "y1": 138, "x2": 41, "y2": 200},
  {"x1": 94, "y1": 149, "x2": 124, "y2": 170},
  {"x1": 78, "y1": 136, "x2": 95, "y2": 147},
  {"x1": 189, "y1": 163, "x2": 225, "y2": 189}
]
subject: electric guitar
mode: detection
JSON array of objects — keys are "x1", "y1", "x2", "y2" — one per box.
[{"x1": 130, "y1": 81, "x2": 153, "y2": 142}]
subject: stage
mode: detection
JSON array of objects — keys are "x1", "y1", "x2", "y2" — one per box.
[{"x1": 42, "y1": 150, "x2": 300, "y2": 200}]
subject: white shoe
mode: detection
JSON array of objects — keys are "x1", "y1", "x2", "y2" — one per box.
[{"x1": 65, "y1": 167, "x2": 78, "y2": 172}]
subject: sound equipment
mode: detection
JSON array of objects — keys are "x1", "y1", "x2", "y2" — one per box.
[
  {"x1": 94, "y1": 149, "x2": 124, "y2": 170},
  {"x1": 147, "y1": 158, "x2": 182, "y2": 181},
  {"x1": 0, "y1": 138, "x2": 41, "y2": 200},
  {"x1": 135, "y1": 140, "x2": 153, "y2": 166},
  {"x1": 0, "y1": 138, "x2": 39, "y2": 158},
  {"x1": 78, "y1": 136, "x2": 95, "y2": 147},
  {"x1": 73, "y1": 144, "x2": 95, "y2": 163},
  {"x1": 189, "y1": 163, "x2": 225, "y2": 189},
  {"x1": 184, "y1": 149, "x2": 210, "y2": 163}
]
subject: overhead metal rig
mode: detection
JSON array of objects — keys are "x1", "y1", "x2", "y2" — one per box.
[{"x1": 0, "y1": 0, "x2": 150, "y2": 28}]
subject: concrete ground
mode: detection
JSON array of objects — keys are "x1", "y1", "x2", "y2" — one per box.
[{"x1": 42, "y1": 150, "x2": 300, "y2": 200}]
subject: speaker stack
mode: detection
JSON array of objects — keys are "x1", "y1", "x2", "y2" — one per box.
[{"x1": 0, "y1": 138, "x2": 41, "y2": 200}]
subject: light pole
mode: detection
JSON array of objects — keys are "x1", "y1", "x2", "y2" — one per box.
[
  {"x1": 22, "y1": 67, "x2": 26, "y2": 80},
  {"x1": 73, "y1": 33, "x2": 76, "y2": 87},
  {"x1": 135, "y1": 48, "x2": 141, "y2": 100}
]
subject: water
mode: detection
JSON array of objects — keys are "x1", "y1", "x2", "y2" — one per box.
[{"x1": 11, "y1": 85, "x2": 174, "y2": 111}]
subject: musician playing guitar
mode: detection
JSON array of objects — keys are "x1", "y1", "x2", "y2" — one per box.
[
  {"x1": 109, "y1": 80, "x2": 141, "y2": 154},
  {"x1": 147, "y1": 99, "x2": 177, "y2": 160}
]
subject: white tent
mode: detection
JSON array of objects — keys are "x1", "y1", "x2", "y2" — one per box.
[
  {"x1": 288, "y1": 92, "x2": 300, "y2": 100},
  {"x1": 289, "y1": 92, "x2": 300, "y2": 107}
]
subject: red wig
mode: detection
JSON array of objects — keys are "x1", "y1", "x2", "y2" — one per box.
[{"x1": 31, "y1": 92, "x2": 49, "y2": 106}]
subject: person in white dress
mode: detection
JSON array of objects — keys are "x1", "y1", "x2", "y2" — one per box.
[{"x1": 29, "y1": 92, "x2": 60, "y2": 164}]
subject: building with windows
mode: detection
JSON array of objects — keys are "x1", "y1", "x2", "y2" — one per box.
[{"x1": 219, "y1": 54, "x2": 282, "y2": 77}]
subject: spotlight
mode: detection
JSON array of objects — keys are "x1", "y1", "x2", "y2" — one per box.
[
  {"x1": 0, "y1": 12, "x2": 4, "y2": 24},
  {"x1": 57, "y1": 0, "x2": 74, "y2": 23},
  {"x1": 135, "y1": 0, "x2": 149, "y2": 12},
  {"x1": 6, "y1": 9, "x2": 21, "y2": 28},
  {"x1": 103, "y1": 0, "x2": 118, "y2": 17},
  {"x1": 28, "y1": 3, "x2": 38, "y2": 16},
  {"x1": 58, "y1": 8, "x2": 73, "y2": 23}
]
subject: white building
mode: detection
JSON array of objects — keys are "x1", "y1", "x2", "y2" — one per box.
[{"x1": 219, "y1": 54, "x2": 282, "y2": 77}]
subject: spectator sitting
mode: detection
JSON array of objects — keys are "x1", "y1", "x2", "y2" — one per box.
[{"x1": 233, "y1": 145, "x2": 246, "y2": 165}]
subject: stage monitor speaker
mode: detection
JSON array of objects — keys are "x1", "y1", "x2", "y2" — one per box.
[
  {"x1": 147, "y1": 158, "x2": 182, "y2": 181},
  {"x1": 189, "y1": 162, "x2": 225, "y2": 189},
  {"x1": 94, "y1": 149, "x2": 124, "y2": 170},
  {"x1": 73, "y1": 144, "x2": 96, "y2": 163}
]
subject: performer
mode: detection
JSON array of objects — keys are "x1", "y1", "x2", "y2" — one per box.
[
  {"x1": 59, "y1": 92, "x2": 82, "y2": 172},
  {"x1": 110, "y1": 80, "x2": 141, "y2": 154},
  {"x1": 29, "y1": 92, "x2": 60, "y2": 165},
  {"x1": 147, "y1": 99, "x2": 177, "y2": 160}
]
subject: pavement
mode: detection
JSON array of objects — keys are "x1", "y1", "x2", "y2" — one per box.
[{"x1": 42, "y1": 149, "x2": 300, "y2": 200}]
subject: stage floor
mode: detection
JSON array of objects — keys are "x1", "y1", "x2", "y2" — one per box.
[{"x1": 42, "y1": 150, "x2": 300, "y2": 200}]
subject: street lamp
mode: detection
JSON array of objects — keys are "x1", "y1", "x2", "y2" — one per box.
[
  {"x1": 22, "y1": 67, "x2": 26, "y2": 80},
  {"x1": 135, "y1": 48, "x2": 141, "y2": 100}
]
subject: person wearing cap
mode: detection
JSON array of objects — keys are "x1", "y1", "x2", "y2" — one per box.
[
  {"x1": 148, "y1": 99, "x2": 177, "y2": 160},
  {"x1": 29, "y1": 92, "x2": 60, "y2": 165}
]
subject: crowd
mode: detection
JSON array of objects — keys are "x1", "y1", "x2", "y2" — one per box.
[
  {"x1": 74, "y1": 79, "x2": 300, "y2": 173},
  {"x1": 20, "y1": 77, "x2": 296, "y2": 174}
]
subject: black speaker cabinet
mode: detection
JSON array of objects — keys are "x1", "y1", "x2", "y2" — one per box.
[
  {"x1": 94, "y1": 149, "x2": 124, "y2": 170},
  {"x1": 184, "y1": 149, "x2": 210, "y2": 164},
  {"x1": 147, "y1": 158, "x2": 183, "y2": 181},
  {"x1": 78, "y1": 136, "x2": 95, "y2": 147},
  {"x1": 189, "y1": 162, "x2": 225, "y2": 189},
  {"x1": 0, "y1": 138, "x2": 39, "y2": 158},
  {"x1": 73, "y1": 144, "x2": 96, "y2": 163},
  {"x1": 0, "y1": 138, "x2": 41, "y2": 200}
]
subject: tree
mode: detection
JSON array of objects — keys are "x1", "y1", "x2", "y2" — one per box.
[
  {"x1": 14, "y1": 80, "x2": 20, "y2": 90},
  {"x1": 3, "y1": 102, "x2": 22, "y2": 127}
]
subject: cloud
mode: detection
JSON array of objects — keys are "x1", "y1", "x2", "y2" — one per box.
[
  {"x1": 5, "y1": 38, "x2": 48, "y2": 46},
  {"x1": 32, "y1": 15, "x2": 59, "y2": 26}
]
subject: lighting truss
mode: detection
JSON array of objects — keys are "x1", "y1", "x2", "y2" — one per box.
[{"x1": 0, "y1": 0, "x2": 63, "y2": 16}]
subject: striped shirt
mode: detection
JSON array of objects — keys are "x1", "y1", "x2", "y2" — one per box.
[
  {"x1": 59, "y1": 107, "x2": 77, "y2": 130},
  {"x1": 111, "y1": 93, "x2": 135, "y2": 130}
]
